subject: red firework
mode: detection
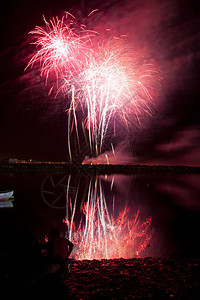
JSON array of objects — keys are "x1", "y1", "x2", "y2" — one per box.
[
  {"x1": 63, "y1": 178, "x2": 152, "y2": 260},
  {"x1": 26, "y1": 13, "x2": 160, "y2": 159}
]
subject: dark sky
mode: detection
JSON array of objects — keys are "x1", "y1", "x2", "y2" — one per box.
[{"x1": 0, "y1": 0, "x2": 200, "y2": 164}]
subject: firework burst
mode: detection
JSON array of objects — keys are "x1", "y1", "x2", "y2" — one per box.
[
  {"x1": 74, "y1": 43, "x2": 158, "y2": 155},
  {"x1": 26, "y1": 13, "x2": 96, "y2": 97},
  {"x1": 26, "y1": 13, "x2": 159, "y2": 161}
]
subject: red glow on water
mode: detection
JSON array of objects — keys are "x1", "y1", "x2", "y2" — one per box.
[{"x1": 63, "y1": 178, "x2": 152, "y2": 260}]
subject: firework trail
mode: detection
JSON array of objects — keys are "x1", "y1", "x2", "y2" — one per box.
[
  {"x1": 76, "y1": 43, "x2": 158, "y2": 155},
  {"x1": 26, "y1": 13, "x2": 96, "y2": 160},
  {"x1": 26, "y1": 13, "x2": 159, "y2": 160},
  {"x1": 64, "y1": 176, "x2": 152, "y2": 260}
]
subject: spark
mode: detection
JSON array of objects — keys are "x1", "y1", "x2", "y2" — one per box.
[
  {"x1": 111, "y1": 143, "x2": 115, "y2": 156},
  {"x1": 110, "y1": 176, "x2": 115, "y2": 190},
  {"x1": 105, "y1": 154, "x2": 109, "y2": 165}
]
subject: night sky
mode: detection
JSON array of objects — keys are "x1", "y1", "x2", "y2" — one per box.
[{"x1": 1, "y1": 0, "x2": 200, "y2": 165}]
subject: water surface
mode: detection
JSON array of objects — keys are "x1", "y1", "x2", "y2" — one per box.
[{"x1": 1, "y1": 172, "x2": 200, "y2": 258}]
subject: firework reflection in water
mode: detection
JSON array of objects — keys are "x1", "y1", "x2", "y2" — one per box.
[
  {"x1": 26, "y1": 13, "x2": 159, "y2": 160},
  {"x1": 64, "y1": 176, "x2": 152, "y2": 260}
]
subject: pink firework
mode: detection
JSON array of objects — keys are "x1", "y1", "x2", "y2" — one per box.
[
  {"x1": 76, "y1": 43, "x2": 158, "y2": 154},
  {"x1": 26, "y1": 13, "x2": 95, "y2": 97},
  {"x1": 64, "y1": 177, "x2": 152, "y2": 260},
  {"x1": 26, "y1": 13, "x2": 159, "y2": 160}
]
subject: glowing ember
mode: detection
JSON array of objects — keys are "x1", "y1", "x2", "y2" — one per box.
[{"x1": 64, "y1": 177, "x2": 152, "y2": 260}]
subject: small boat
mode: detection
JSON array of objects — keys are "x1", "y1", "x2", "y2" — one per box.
[
  {"x1": 0, "y1": 190, "x2": 14, "y2": 208},
  {"x1": 0, "y1": 190, "x2": 14, "y2": 201}
]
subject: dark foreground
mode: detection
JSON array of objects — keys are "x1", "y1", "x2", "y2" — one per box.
[
  {"x1": 64, "y1": 258, "x2": 200, "y2": 299},
  {"x1": 6, "y1": 257, "x2": 200, "y2": 299}
]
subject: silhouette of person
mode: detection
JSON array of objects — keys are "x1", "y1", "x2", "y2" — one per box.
[
  {"x1": 44, "y1": 227, "x2": 73, "y2": 263},
  {"x1": 20, "y1": 222, "x2": 38, "y2": 254},
  {"x1": 12, "y1": 222, "x2": 44, "y2": 285},
  {"x1": 42, "y1": 227, "x2": 74, "y2": 276}
]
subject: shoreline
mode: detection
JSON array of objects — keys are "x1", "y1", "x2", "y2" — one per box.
[{"x1": 1, "y1": 163, "x2": 200, "y2": 175}]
